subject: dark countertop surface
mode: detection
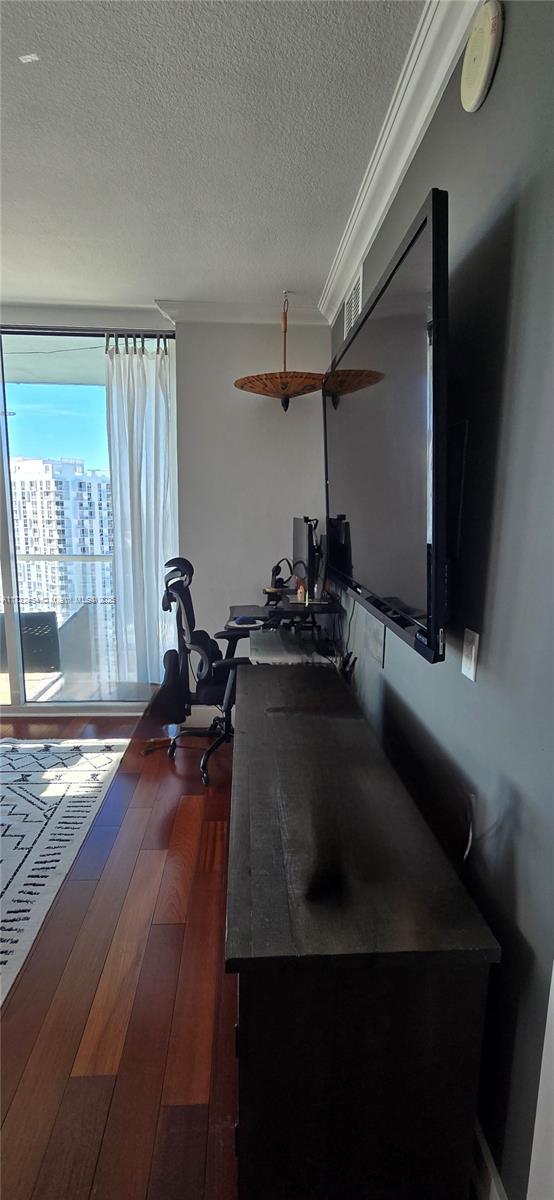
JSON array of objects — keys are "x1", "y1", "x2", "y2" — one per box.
[
  {"x1": 225, "y1": 665, "x2": 500, "y2": 971},
  {"x1": 227, "y1": 597, "x2": 340, "y2": 625}
]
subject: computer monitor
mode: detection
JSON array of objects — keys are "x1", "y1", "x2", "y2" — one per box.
[{"x1": 292, "y1": 517, "x2": 317, "y2": 598}]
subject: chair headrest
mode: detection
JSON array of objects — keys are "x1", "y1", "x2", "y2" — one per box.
[
  {"x1": 165, "y1": 556, "x2": 194, "y2": 578},
  {"x1": 164, "y1": 557, "x2": 194, "y2": 586},
  {"x1": 162, "y1": 558, "x2": 194, "y2": 610}
]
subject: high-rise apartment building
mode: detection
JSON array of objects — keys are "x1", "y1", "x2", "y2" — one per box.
[
  {"x1": 9, "y1": 458, "x2": 116, "y2": 690},
  {"x1": 11, "y1": 457, "x2": 112, "y2": 560}
]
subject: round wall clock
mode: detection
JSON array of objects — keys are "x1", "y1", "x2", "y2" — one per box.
[{"x1": 461, "y1": 0, "x2": 504, "y2": 113}]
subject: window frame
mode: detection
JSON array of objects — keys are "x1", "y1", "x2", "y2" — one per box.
[{"x1": 0, "y1": 325, "x2": 175, "y2": 713}]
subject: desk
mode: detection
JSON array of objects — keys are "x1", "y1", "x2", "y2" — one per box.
[
  {"x1": 227, "y1": 598, "x2": 339, "y2": 622},
  {"x1": 226, "y1": 666, "x2": 500, "y2": 1200},
  {"x1": 249, "y1": 628, "x2": 337, "y2": 666}
]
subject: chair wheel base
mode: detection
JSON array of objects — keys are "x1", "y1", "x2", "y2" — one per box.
[{"x1": 168, "y1": 743, "x2": 177, "y2": 760}]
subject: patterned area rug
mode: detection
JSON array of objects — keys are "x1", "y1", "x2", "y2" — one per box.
[{"x1": 0, "y1": 738, "x2": 128, "y2": 1002}]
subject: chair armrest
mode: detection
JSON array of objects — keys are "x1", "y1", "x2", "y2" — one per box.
[
  {"x1": 214, "y1": 629, "x2": 251, "y2": 642},
  {"x1": 215, "y1": 629, "x2": 252, "y2": 659},
  {"x1": 212, "y1": 657, "x2": 250, "y2": 674}
]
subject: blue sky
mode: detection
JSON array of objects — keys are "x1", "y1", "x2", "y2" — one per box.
[{"x1": 5, "y1": 383, "x2": 110, "y2": 472}]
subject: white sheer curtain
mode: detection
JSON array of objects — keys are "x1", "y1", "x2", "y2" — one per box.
[{"x1": 106, "y1": 341, "x2": 178, "y2": 684}]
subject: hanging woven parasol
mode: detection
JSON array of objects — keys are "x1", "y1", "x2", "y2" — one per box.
[{"x1": 234, "y1": 294, "x2": 384, "y2": 411}]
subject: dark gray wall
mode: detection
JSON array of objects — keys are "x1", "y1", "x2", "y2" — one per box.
[{"x1": 331, "y1": 5, "x2": 553, "y2": 1198}]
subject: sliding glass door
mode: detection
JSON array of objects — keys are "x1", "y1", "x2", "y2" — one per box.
[
  {"x1": 0, "y1": 573, "x2": 11, "y2": 705},
  {"x1": 0, "y1": 330, "x2": 175, "y2": 706}
]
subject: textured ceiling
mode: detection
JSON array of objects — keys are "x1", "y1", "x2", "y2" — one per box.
[{"x1": 1, "y1": 1, "x2": 423, "y2": 310}]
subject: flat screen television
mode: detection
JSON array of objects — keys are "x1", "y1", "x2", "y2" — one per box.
[{"x1": 324, "y1": 189, "x2": 448, "y2": 663}]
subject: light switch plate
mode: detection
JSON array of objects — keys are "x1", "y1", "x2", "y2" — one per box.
[{"x1": 461, "y1": 629, "x2": 479, "y2": 681}]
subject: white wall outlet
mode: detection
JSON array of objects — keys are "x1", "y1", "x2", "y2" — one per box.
[{"x1": 461, "y1": 629, "x2": 480, "y2": 681}]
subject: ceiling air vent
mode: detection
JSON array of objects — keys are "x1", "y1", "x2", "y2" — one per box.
[{"x1": 344, "y1": 269, "x2": 363, "y2": 339}]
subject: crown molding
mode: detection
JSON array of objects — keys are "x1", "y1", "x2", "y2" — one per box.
[
  {"x1": 318, "y1": 0, "x2": 481, "y2": 326},
  {"x1": 0, "y1": 303, "x2": 173, "y2": 331},
  {"x1": 155, "y1": 299, "x2": 328, "y2": 326}
]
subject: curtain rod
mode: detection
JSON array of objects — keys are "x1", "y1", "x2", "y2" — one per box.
[
  {"x1": 0, "y1": 325, "x2": 175, "y2": 339},
  {"x1": 106, "y1": 333, "x2": 170, "y2": 354}
]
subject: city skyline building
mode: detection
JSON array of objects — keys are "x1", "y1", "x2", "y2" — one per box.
[{"x1": 9, "y1": 455, "x2": 117, "y2": 697}]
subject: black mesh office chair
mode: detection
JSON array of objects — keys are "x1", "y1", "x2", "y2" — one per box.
[{"x1": 143, "y1": 557, "x2": 249, "y2": 783}]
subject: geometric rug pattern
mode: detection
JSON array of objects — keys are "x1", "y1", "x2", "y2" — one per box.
[{"x1": 0, "y1": 739, "x2": 128, "y2": 1003}]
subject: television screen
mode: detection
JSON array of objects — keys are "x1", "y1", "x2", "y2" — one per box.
[{"x1": 324, "y1": 190, "x2": 448, "y2": 662}]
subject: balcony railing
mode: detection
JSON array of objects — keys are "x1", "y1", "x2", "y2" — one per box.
[
  {"x1": 9, "y1": 553, "x2": 117, "y2": 702},
  {"x1": 2, "y1": 553, "x2": 154, "y2": 704}
]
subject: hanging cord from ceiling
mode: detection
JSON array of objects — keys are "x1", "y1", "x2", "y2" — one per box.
[{"x1": 281, "y1": 292, "x2": 288, "y2": 372}]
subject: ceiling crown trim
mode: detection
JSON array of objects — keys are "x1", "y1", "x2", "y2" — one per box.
[
  {"x1": 318, "y1": 0, "x2": 481, "y2": 326},
  {"x1": 155, "y1": 300, "x2": 328, "y2": 326}
]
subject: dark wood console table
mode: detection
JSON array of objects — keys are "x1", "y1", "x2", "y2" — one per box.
[{"x1": 226, "y1": 666, "x2": 500, "y2": 1200}]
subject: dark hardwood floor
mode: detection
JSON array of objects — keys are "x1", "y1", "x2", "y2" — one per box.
[{"x1": 0, "y1": 713, "x2": 237, "y2": 1200}]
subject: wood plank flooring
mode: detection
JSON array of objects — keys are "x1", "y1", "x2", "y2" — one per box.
[{"x1": 0, "y1": 713, "x2": 237, "y2": 1200}]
